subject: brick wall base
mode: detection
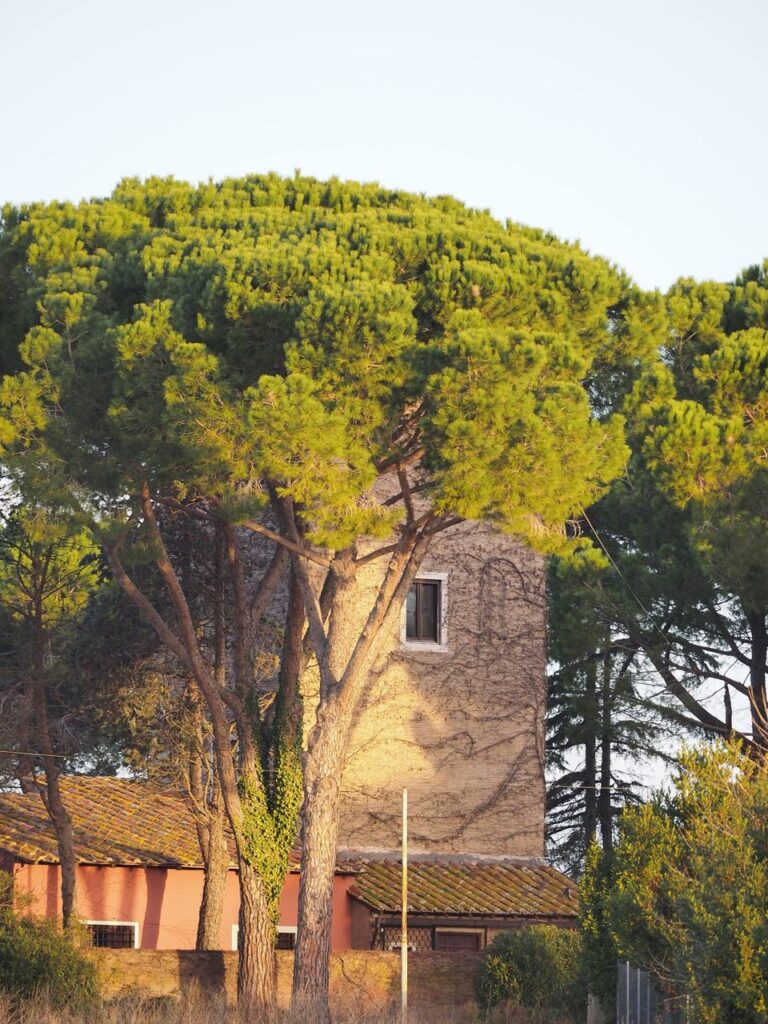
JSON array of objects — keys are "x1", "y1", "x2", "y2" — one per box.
[{"x1": 86, "y1": 949, "x2": 482, "y2": 1011}]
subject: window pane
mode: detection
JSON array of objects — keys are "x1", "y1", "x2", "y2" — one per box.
[
  {"x1": 406, "y1": 587, "x2": 417, "y2": 639},
  {"x1": 276, "y1": 931, "x2": 296, "y2": 950},
  {"x1": 406, "y1": 581, "x2": 441, "y2": 642},
  {"x1": 381, "y1": 926, "x2": 434, "y2": 952},
  {"x1": 418, "y1": 582, "x2": 439, "y2": 642}
]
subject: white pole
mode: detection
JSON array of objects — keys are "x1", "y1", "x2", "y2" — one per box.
[{"x1": 401, "y1": 787, "x2": 408, "y2": 1024}]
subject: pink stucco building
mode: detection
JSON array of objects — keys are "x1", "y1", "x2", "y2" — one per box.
[
  {"x1": 0, "y1": 777, "x2": 576, "y2": 952},
  {"x1": 0, "y1": 778, "x2": 357, "y2": 950}
]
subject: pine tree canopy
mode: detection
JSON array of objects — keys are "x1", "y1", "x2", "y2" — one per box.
[
  {"x1": 633, "y1": 266, "x2": 768, "y2": 613},
  {"x1": 0, "y1": 173, "x2": 651, "y2": 553}
]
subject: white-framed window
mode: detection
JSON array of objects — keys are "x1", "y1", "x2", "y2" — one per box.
[
  {"x1": 231, "y1": 924, "x2": 297, "y2": 950},
  {"x1": 401, "y1": 572, "x2": 448, "y2": 652},
  {"x1": 85, "y1": 920, "x2": 139, "y2": 949},
  {"x1": 434, "y1": 927, "x2": 485, "y2": 952}
]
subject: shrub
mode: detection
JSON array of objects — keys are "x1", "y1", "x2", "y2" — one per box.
[
  {"x1": 0, "y1": 871, "x2": 98, "y2": 1008},
  {"x1": 579, "y1": 842, "x2": 618, "y2": 1019},
  {"x1": 478, "y1": 924, "x2": 586, "y2": 1020},
  {"x1": 605, "y1": 742, "x2": 768, "y2": 1024}
]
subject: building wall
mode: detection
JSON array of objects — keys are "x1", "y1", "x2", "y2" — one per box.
[
  {"x1": 87, "y1": 948, "x2": 483, "y2": 1012},
  {"x1": 11, "y1": 863, "x2": 356, "y2": 950},
  {"x1": 311, "y1": 521, "x2": 547, "y2": 858}
]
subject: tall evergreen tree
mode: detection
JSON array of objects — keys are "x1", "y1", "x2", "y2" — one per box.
[
  {"x1": 547, "y1": 261, "x2": 768, "y2": 875},
  {"x1": 0, "y1": 508, "x2": 99, "y2": 926},
  {"x1": 631, "y1": 265, "x2": 768, "y2": 751},
  {"x1": 546, "y1": 554, "x2": 681, "y2": 873},
  {"x1": 0, "y1": 174, "x2": 644, "y2": 1017}
]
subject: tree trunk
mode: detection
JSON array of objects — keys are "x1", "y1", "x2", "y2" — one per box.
[
  {"x1": 598, "y1": 656, "x2": 613, "y2": 852},
  {"x1": 292, "y1": 710, "x2": 347, "y2": 1024},
  {"x1": 292, "y1": 537, "x2": 428, "y2": 1022},
  {"x1": 238, "y1": 857, "x2": 276, "y2": 1010},
  {"x1": 747, "y1": 609, "x2": 768, "y2": 753},
  {"x1": 187, "y1": 682, "x2": 229, "y2": 951},
  {"x1": 293, "y1": 553, "x2": 361, "y2": 1024},
  {"x1": 30, "y1": 622, "x2": 77, "y2": 929},
  {"x1": 43, "y1": 764, "x2": 77, "y2": 930},
  {"x1": 16, "y1": 688, "x2": 36, "y2": 792},
  {"x1": 196, "y1": 794, "x2": 228, "y2": 950},
  {"x1": 583, "y1": 659, "x2": 598, "y2": 850}
]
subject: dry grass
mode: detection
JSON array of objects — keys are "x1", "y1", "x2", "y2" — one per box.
[{"x1": 0, "y1": 987, "x2": 521, "y2": 1024}]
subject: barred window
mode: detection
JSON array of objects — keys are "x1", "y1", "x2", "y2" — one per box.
[
  {"x1": 232, "y1": 924, "x2": 297, "y2": 950},
  {"x1": 276, "y1": 928, "x2": 297, "y2": 950},
  {"x1": 86, "y1": 922, "x2": 138, "y2": 949}
]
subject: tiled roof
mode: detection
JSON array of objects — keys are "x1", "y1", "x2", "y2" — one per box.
[
  {"x1": 0, "y1": 778, "x2": 576, "y2": 919},
  {"x1": 0, "y1": 777, "x2": 238, "y2": 868},
  {"x1": 347, "y1": 857, "x2": 578, "y2": 918}
]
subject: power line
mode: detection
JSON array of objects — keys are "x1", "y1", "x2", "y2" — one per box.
[{"x1": 580, "y1": 507, "x2": 666, "y2": 639}]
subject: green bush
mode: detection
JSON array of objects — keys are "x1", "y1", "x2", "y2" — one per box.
[
  {"x1": 605, "y1": 742, "x2": 768, "y2": 1024},
  {"x1": 579, "y1": 842, "x2": 618, "y2": 1019},
  {"x1": 478, "y1": 924, "x2": 586, "y2": 1020},
  {"x1": 0, "y1": 871, "x2": 98, "y2": 1007}
]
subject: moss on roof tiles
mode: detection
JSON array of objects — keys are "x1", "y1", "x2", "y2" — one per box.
[
  {"x1": 0, "y1": 777, "x2": 236, "y2": 868},
  {"x1": 348, "y1": 859, "x2": 578, "y2": 918},
  {"x1": 0, "y1": 778, "x2": 577, "y2": 920}
]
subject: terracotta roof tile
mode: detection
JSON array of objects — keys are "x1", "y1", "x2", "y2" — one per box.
[
  {"x1": 0, "y1": 777, "x2": 237, "y2": 868},
  {"x1": 0, "y1": 779, "x2": 576, "y2": 920},
  {"x1": 346, "y1": 857, "x2": 578, "y2": 918}
]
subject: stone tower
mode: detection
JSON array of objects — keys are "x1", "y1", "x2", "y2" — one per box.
[{"x1": 334, "y1": 521, "x2": 547, "y2": 858}]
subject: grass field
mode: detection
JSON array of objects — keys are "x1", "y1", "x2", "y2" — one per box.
[{"x1": 0, "y1": 989, "x2": 545, "y2": 1024}]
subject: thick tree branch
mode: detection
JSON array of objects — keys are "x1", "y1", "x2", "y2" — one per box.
[
  {"x1": 103, "y1": 543, "x2": 190, "y2": 667},
  {"x1": 642, "y1": 645, "x2": 733, "y2": 737},
  {"x1": 337, "y1": 529, "x2": 431, "y2": 714},
  {"x1": 271, "y1": 496, "x2": 333, "y2": 697},
  {"x1": 242, "y1": 519, "x2": 331, "y2": 567},
  {"x1": 250, "y1": 544, "x2": 290, "y2": 625},
  {"x1": 224, "y1": 524, "x2": 257, "y2": 714},
  {"x1": 396, "y1": 464, "x2": 416, "y2": 524}
]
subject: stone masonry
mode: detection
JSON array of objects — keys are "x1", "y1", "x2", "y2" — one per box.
[{"x1": 302, "y1": 520, "x2": 548, "y2": 858}]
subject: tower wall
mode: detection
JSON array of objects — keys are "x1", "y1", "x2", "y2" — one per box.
[{"x1": 325, "y1": 522, "x2": 547, "y2": 857}]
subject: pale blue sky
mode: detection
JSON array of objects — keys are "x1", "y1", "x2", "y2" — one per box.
[{"x1": 2, "y1": 0, "x2": 766, "y2": 291}]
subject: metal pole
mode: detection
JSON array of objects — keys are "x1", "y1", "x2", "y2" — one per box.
[{"x1": 401, "y1": 787, "x2": 408, "y2": 1024}]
